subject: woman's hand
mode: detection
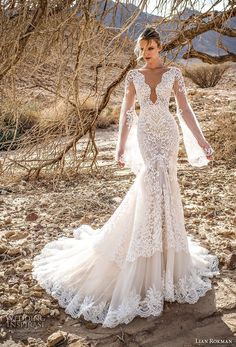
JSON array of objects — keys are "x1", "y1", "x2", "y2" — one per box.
[
  {"x1": 198, "y1": 138, "x2": 214, "y2": 161},
  {"x1": 116, "y1": 148, "x2": 125, "y2": 168}
]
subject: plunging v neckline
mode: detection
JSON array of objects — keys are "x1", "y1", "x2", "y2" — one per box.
[{"x1": 136, "y1": 68, "x2": 172, "y2": 105}]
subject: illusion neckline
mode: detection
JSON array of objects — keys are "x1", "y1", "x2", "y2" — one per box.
[
  {"x1": 136, "y1": 67, "x2": 173, "y2": 88},
  {"x1": 135, "y1": 68, "x2": 173, "y2": 105}
]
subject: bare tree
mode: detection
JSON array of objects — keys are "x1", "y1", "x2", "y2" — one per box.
[{"x1": 0, "y1": 0, "x2": 235, "y2": 180}]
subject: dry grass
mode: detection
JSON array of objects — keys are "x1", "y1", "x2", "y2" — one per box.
[
  {"x1": 96, "y1": 105, "x2": 120, "y2": 129},
  {"x1": 0, "y1": 99, "x2": 40, "y2": 150},
  {"x1": 183, "y1": 63, "x2": 230, "y2": 88}
]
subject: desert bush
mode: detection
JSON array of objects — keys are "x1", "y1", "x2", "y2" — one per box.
[
  {"x1": 97, "y1": 106, "x2": 119, "y2": 129},
  {"x1": 183, "y1": 63, "x2": 230, "y2": 88},
  {"x1": 0, "y1": 100, "x2": 40, "y2": 150}
]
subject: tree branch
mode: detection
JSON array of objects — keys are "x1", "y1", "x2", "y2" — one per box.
[
  {"x1": 163, "y1": 7, "x2": 236, "y2": 52},
  {"x1": 182, "y1": 47, "x2": 236, "y2": 63},
  {"x1": 0, "y1": 0, "x2": 48, "y2": 80},
  {"x1": 214, "y1": 27, "x2": 236, "y2": 37}
]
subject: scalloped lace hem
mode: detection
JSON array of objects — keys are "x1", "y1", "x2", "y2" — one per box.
[{"x1": 32, "y1": 261, "x2": 220, "y2": 328}]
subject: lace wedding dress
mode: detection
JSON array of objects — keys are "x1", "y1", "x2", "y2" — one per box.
[{"x1": 32, "y1": 66, "x2": 220, "y2": 328}]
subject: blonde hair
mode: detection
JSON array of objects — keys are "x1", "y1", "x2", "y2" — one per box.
[{"x1": 134, "y1": 27, "x2": 162, "y2": 62}]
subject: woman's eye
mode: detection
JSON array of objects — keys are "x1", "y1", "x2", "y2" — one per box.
[{"x1": 148, "y1": 47, "x2": 154, "y2": 50}]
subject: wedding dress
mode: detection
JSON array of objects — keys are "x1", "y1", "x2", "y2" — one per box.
[{"x1": 32, "y1": 66, "x2": 220, "y2": 328}]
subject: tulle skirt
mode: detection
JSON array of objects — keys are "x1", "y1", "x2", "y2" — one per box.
[{"x1": 32, "y1": 160, "x2": 220, "y2": 328}]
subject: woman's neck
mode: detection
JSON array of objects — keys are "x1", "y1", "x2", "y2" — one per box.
[{"x1": 143, "y1": 58, "x2": 164, "y2": 70}]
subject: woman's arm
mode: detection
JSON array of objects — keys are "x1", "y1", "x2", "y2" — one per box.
[
  {"x1": 173, "y1": 68, "x2": 214, "y2": 166},
  {"x1": 115, "y1": 70, "x2": 136, "y2": 167}
]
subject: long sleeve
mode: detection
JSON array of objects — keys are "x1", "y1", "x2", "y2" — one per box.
[
  {"x1": 173, "y1": 68, "x2": 212, "y2": 167},
  {"x1": 115, "y1": 70, "x2": 136, "y2": 160},
  {"x1": 115, "y1": 70, "x2": 144, "y2": 174}
]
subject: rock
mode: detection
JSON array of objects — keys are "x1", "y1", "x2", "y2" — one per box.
[
  {"x1": 222, "y1": 313, "x2": 236, "y2": 334},
  {"x1": 9, "y1": 231, "x2": 29, "y2": 240},
  {"x1": 227, "y1": 253, "x2": 236, "y2": 270},
  {"x1": 13, "y1": 307, "x2": 24, "y2": 315},
  {"x1": 24, "y1": 303, "x2": 34, "y2": 314},
  {"x1": 4, "y1": 217, "x2": 12, "y2": 225},
  {"x1": 0, "y1": 242, "x2": 7, "y2": 254},
  {"x1": 32, "y1": 284, "x2": 44, "y2": 291},
  {"x1": 0, "y1": 295, "x2": 8, "y2": 305},
  {"x1": 22, "y1": 299, "x2": 30, "y2": 308},
  {"x1": 25, "y1": 212, "x2": 39, "y2": 222},
  {"x1": 8, "y1": 295, "x2": 17, "y2": 305},
  {"x1": 9, "y1": 287, "x2": 18, "y2": 294},
  {"x1": 21, "y1": 263, "x2": 32, "y2": 271},
  {"x1": 5, "y1": 268, "x2": 16, "y2": 275},
  {"x1": 39, "y1": 304, "x2": 50, "y2": 316},
  {"x1": 5, "y1": 230, "x2": 15, "y2": 238},
  {"x1": 0, "y1": 272, "x2": 4, "y2": 279},
  {"x1": 34, "y1": 302, "x2": 41, "y2": 310},
  {"x1": 7, "y1": 247, "x2": 21, "y2": 256},
  {"x1": 16, "y1": 267, "x2": 22, "y2": 273},
  {"x1": 0, "y1": 310, "x2": 8, "y2": 324},
  {"x1": 31, "y1": 290, "x2": 43, "y2": 298},
  {"x1": 84, "y1": 321, "x2": 98, "y2": 329},
  {"x1": 19, "y1": 284, "x2": 29, "y2": 294},
  {"x1": 0, "y1": 327, "x2": 7, "y2": 338},
  {"x1": 27, "y1": 337, "x2": 45, "y2": 347},
  {"x1": 112, "y1": 196, "x2": 122, "y2": 204},
  {"x1": 69, "y1": 340, "x2": 89, "y2": 347},
  {"x1": 47, "y1": 330, "x2": 67, "y2": 347},
  {"x1": 50, "y1": 309, "x2": 60, "y2": 317},
  {"x1": 41, "y1": 299, "x2": 52, "y2": 306}
]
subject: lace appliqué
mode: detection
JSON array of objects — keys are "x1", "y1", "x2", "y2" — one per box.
[
  {"x1": 32, "y1": 257, "x2": 219, "y2": 328},
  {"x1": 172, "y1": 67, "x2": 187, "y2": 94},
  {"x1": 125, "y1": 106, "x2": 135, "y2": 129}
]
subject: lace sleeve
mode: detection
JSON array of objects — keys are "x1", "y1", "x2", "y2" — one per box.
[
  {"x1": 115, "y1": 70, "x2": 136, "y2": 161},
  {"x1": 173, "y1": 68, "x2": 213, "y2": 167},
  {"x1": 114, "y1": 70, "x2": 144, "y2": 174}
]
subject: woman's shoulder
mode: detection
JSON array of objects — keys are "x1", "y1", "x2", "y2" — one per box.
[
  {"x1": 170, "y1": 66, "x2": 183, "y2": 75},
  {"x1": 125, "y1": 69, "x2": 137, "y2": 81}
]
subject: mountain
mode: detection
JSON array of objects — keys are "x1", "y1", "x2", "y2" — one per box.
[{"x1": 92, "y1": 1, "x2": 236, "y2": 59}]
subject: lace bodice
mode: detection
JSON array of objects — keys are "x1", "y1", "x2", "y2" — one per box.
[
  {"x1": 115, "y1": 66, "x2": 212, "y2": 170},
  {"x1": 127, "y1": 68, "x2": 175, "y2": 109}
]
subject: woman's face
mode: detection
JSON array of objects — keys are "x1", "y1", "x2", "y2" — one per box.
[{"x1": 139, "y1": 39, "x2": 162, "y2": 62}]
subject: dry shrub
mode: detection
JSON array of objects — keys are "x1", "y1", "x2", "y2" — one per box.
[
  {"x1": 39, "y1": 100, "x2": 75, "y2": 133},
  {"x1": 97, "y1": 105, "x2": 120, "y2": 129},
  {"x1": 0, "y1": 95, "x2": 101, "y2": 150},
  {"x1": 209, "y1": 103, "x2": 236, "y2": 165},
  {"x1": 0, "y1": 99, "x2": 40, "y2": 150},
  {"x1": 183, "y1": 63, "x2": 230, "y2": 88}
]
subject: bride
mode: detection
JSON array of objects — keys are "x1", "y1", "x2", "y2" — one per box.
[{"x1": 32, "y1": 27, "x2": 220, "y2": 328}]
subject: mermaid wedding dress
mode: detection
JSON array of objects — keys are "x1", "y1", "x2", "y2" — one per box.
[{"x1": 32, "y1": 66, "x2": 220, "y2": 328}]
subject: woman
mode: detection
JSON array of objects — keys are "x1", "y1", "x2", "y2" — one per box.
[{"x1": 32, "y1": 27, "x2": 220, "y2": 328}]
